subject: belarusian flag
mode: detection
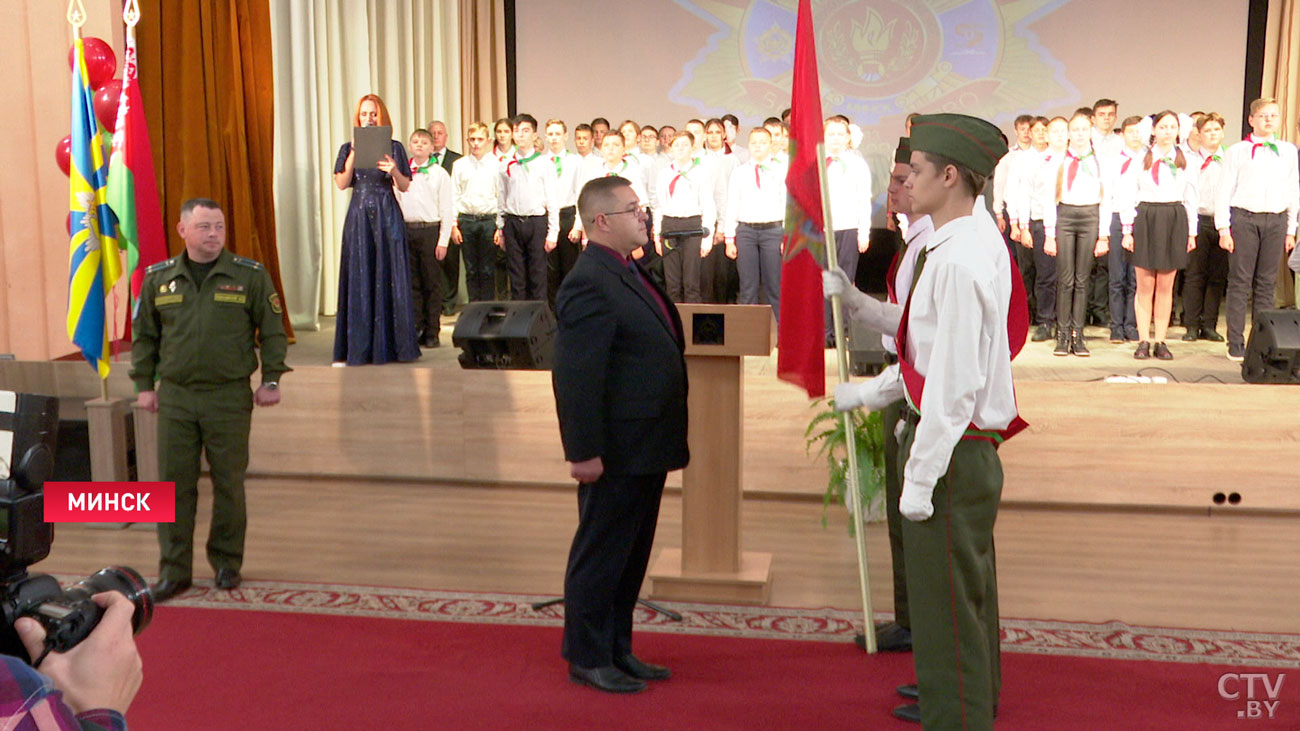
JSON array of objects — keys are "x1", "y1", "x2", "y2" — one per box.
[
  {"x1": 106, "y1": 29, "x2": 166, "y2": 306},
  {"x1": 776, "y1": 0, "x2": 827, "y2": 397}
]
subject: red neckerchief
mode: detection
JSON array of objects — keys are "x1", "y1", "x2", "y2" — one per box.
[{"x1": 1248, "y1": 135, "x2": 1280, "y2": 159}]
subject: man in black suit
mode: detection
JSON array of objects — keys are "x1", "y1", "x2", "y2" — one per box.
[
  {"x1": 428, "y1": 120, "x2": 463, "y2": 311},
  {"x1": 553, "y1": 176, "x2": 689, "y2": 694}
]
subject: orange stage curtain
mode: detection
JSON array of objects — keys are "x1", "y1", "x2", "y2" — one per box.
[{"x1": 134, "y1": 0, "x2": 293, "y2": 338}]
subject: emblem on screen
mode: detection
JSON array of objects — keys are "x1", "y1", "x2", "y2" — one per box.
[{"x1": 669, "y1": 0, "x2": 1074, "y2": 126}]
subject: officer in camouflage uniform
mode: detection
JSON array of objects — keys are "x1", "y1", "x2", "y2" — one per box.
[{"x1": 130, "y1": 198, "x2": 290, "y2": 603}]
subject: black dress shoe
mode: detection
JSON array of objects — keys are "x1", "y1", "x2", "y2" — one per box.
[
  {"x1": 569, "y1": 664, "x2": 646, "y2": 694},
  {"x1": 897, "y1": 683, "x2": 919, "y2": 700},
  {"x1": 892, "y1": 703, "x2": 922, "y2": 723},
  {"x1": 876, "y1": 621, "x2": 912, "y2": 652},
  {"x1": 1154, "y1": 341, "x2": 1173, "y2": 360},
  {"x1": 421, "y1": 332, "x2": 441, "y2": 348},
  {"x1": 614, "y1": 653, "x2": 670, "y2": 680},
  {"x1": 1134, "y1": 340, "x2": 1150, "y2": 360},
  {"x1": 215, "y1": 569, "x2": 242, "y2": 590},
  {"x1": 853, "y1": 622, "x2": 913, "y2": 652},
  {"x1": 1181, "y1": 328, "x2": 1199, "y2": 342},
  {"x1": 151, "y1": 578, "x2": 192, "y2": 603},
  {"x1": 894, "y1": 701, "x2": 998, "y2": 723},
  {"x1": 1031, "y1": 323, "x2": 1053, "y2": 342},
  {"x1": 1200, "y1": 328, "x2": 1224, "y2": 342}
]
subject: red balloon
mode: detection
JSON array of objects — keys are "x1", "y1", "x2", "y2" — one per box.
[
  {"x1": 55, "y1": 135, "x2": 72, "y2": 177},
  {"x1": 94, "y1": 79, "x2": 124, "y2": 131},
  {"x1": 69, "y1": 37, "x2": 117, "y2": 90}
]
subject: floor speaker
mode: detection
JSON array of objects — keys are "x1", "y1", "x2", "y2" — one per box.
[
  {"x1": 1242, "y1": 309, "x2": 1300, "y2": 384},
  {"x1": 452, "y1": 301, "x2": 555, "y2": 370}
]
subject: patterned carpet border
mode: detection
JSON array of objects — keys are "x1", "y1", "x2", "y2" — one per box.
[{"x1": 149, "y1": 580, "x2": 1300, "y2": 668}]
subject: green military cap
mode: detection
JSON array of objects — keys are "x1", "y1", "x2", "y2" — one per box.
[
  {"x1": 894, "y1": 137, "x2": 910, "y2": 164},
  {"x1": 908, "y1": 114, "x2": 1006, "y2": 177}
]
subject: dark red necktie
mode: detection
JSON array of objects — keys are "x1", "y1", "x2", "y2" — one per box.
[{"x1": 1066, "y1": 152, "x2": 1079, "y2": 191}]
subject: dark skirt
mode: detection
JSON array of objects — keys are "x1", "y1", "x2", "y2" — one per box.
[{"x1": 1132, "y1": 202, "x2": 1189, "y2": 271}]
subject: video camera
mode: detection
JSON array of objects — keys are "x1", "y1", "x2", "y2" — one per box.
[{"x1": 0, "y1": 391, "x2": 152, "y2": 665}]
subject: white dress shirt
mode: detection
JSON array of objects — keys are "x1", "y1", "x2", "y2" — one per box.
[
  {"x1": 878, "y1": 214, "x2": 932, "y2": 354},
  {"x1": 1192, "y1": 146, "x2": 1226, "y2": 217},
  {"x1": 1019, "y1": 147, "x2": 1066, "y2": 224},
  {"x1": 1120, "y1": 143, "x2": 1198, "y2": 235},
  {"x1": 723, "y1": 157, "x2": 787, "y2": 239},
  {"x1": 1044, "y1": 146, "x2": 1109, "y2": 237},
  {"x1": 654, "y1": 158, "x2": 716, "y2": 236},
  {"x1": 451, "y1": 153, "x2": 499, "y2": 216},
  {"x1": 992, "y1": 145, "x2": 1030, "y2": 214},
  {"x1": 1006, "y1": 147, "x2": 1051, "y2": 225},
  {"x1": 861, "y1": 204, "x2": 1018, "y2": 493},
  {"x1": 1104, "y1": 146, "x2": 1146, "y2": 220},
  {"x1": 705, "y1": 150, "x2": 741, "y2": 232},
  {"x1": 1092, "y1": 129, "x2": 1124, "y2": 162},
  {"x1": 397, "y1": 160, "x2": 454, "y2": 250},
  {"x1": 824, "y1": 151, "x2": 872, "y2": 240},
  {"x1": 545, "y1": 150, "x2": 582, "y2": 209},
  {"x1": 496, "y1": 147, "x2": 559, "y2": 242},
  {"x1": 1213, "y1": 134, "x2": 1300, "y2": 235},
  {"x1": 573, "y1": 156, "x2": 650, "y2": 234}
]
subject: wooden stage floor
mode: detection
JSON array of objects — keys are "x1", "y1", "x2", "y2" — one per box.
[{"x1": 10, "y1": 310, "x2": 1300, "y2": 637}]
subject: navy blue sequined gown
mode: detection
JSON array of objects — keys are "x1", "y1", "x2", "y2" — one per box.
[{"x1": 333, "y1": 140, "x2": 420, "y2": 365}]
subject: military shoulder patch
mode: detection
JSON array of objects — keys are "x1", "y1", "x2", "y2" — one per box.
[
  {"x1": 269, "y1": 292, "x2": 283, "y2": 314},
  {"x1": 233, "y1": 256, "x2": 265, "y2": 270}
]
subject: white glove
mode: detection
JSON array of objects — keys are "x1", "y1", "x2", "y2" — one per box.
[
  {"x1": 822, "y1": 269, "x2": 870, "y2": 309},
  {"x1": 899, "y1": 480, "x2": 935, "y2": 521},
  {"x1": 833, "y1": 381, "x2": 870, "y2": 412}
]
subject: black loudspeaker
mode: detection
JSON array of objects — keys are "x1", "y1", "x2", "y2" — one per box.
[
  {"x1": 0, "y1": 393, "x2": 60, "y2": 492},
  {"x1": 847, "y1": 317, "x2": 891, "y2": 377},
  {"x1": 452, "y1": 301, "x2": 556, "y2": 370},
  {"x1": 1242, "y1": 310, "x2": 1300, "y2": 384}
]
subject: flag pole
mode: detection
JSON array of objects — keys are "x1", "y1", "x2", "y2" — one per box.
[
  {"x1": 66, "y1": 0, "x2": 86, "y2": 35},
  {"x1": 815, "y1": 142, "x2": 876, "y2": 653}
]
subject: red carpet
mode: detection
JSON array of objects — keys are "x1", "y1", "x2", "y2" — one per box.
[{"x1": 128, "y1": 605, "x2": 1298, "y2": 730}]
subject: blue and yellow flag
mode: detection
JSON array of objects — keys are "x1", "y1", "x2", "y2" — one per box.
[{"x1": 67, "y1": 37, "x2": 122, "y2": 378}]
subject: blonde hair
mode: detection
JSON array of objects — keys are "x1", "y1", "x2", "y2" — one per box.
[
  {"x1": 1249, "y1": 98, "x2": 1278, "y2": 116},
  {"x1": 466, "y1": 121, "x2": 489, "y2": 136}
]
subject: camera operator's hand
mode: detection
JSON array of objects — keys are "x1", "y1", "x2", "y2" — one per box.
[
  {"x1": 136, "y1": 390, "x2": 159, "y2": 413},
  {"x1": 15, "y1": 592, "x2": 143, "y2": 716}
]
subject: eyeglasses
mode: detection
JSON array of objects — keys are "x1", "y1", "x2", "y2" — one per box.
[{"x1": 600, "y1": 205, "x2": 644, "y2": 219}]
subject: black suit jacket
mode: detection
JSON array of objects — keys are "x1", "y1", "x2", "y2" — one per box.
[
  {"x1": 553, "y1": 245, "x2": 689, "y2": 477},
  {"x1": 437, "y1": 148, "x2": 462, "y2": 175}
]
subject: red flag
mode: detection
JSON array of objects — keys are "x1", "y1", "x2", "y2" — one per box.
[
  {"x1": 777, "y1": 0, "x2": 827, "y2": 397},
  {"x1": 106, "y1": 29, "x2": 167, "y2": 307}
]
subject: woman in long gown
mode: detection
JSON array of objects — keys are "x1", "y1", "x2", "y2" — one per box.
[{"x1": 332, "y1": 93, "x2": 420, "y2": 365}]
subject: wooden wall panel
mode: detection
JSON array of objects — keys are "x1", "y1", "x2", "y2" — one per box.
[{"x1": 4, "y1": 360, "x2": 1298, "y2": 513}]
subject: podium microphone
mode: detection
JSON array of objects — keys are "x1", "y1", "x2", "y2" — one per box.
[{"x1": 661, "y1": 227, "x2": 710, "y2": 240}]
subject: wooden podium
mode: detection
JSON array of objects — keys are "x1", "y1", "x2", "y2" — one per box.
[{"x1": 647, "y1": 304, "x2": 776, "y2": 604}]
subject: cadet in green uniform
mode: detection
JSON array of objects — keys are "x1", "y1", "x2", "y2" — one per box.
[
  {"x1": 835, "y1": 116, "x2": 1024, "y2": 729},
  {"x1": 130, "y1": 198, "x2": 290, "y2": 603}
]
